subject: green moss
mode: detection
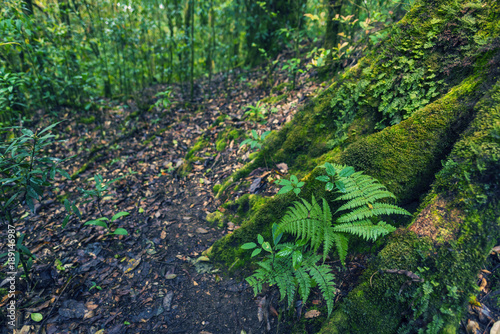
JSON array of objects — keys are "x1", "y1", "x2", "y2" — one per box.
[
  {"x1": 186, "y1": 136, "x2": 209, "y2": 160},
  {"x1": 78, "y1": 116, "x2": 96, "y2": 124},
  {"x1": 261, "y1": 93, "x2": 287, "y2": 105},
  {"x1": 320, "y1": 78, "x2": 500, "y2": 334},
  {"x1": 341, "y1": 75, "x2": 482, "y2": 204},
  {"x1": 271, "y1": 82, "x2": 293, "y2": 93},
  {"x1": 215, "y1": 129, "x2": 242, "y2": 152},
  {"x1": 212, "y1": 184, "x2": 221, "y2": 194},
  {"x1": 215, "y1": 138, "x2": 227, "y2": 152},
  {"x1": 206, "y1": 210, "x2": 224, "y2": 227}
]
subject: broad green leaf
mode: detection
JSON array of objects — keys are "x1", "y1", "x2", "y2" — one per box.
[
  {"x1": 111, "y1": 211, "x2": 130, "y2": 222},
  {"x1": 293, "y1": 188, "x2": 301, "y2": 196},
  {"x1": 276, "y1": 246, "x2": 293, "y2": 257},
  {"x1": 58, "y1": 169, "x2": 71, "y2": 179},
  {"x1": 251, "y1": 130, "x2": 258, "y2": 139},
  {"x1": 84, "y1": 220, "x2": 108, "y2": 228},
  {"x1": 315, "y1": 176, "x2": 329, "y2": 183},
  {"x1": 111, "y1": 228, "x2": 128, "y2": 235},
  {"x1": 64, "y1": 199, "x2": 71, "y2": 212},
  {"x1": 326, "y1": 182, "x2": 334, "y2": 191},
  {"x1": 275, "y1": 179, "x2": 291, "y2": 186},
  {"x1": 241, "y1": 242, "x2": 257, "y2": 249},
  {"x1": 38, "y1": 122, "x2": 61, "y2": 135},
  {"x1": 262, "y1": 242, "x2": 272, "y2": 252},
  {"x1": 290, "y1": 175, "x2": 298, "y2": 184},
  {"x1": 296, "y1": 182, "x2": 305, "y2": 188},
  {"x1": 339, "y1": 167, "x2": 355, "y2": 177},
  {"x1": 335, "y1": 180, "x2": 346, "y2": 193},
  {"x1": 257, "y1": 234, "x2": 264, "y2": 245},
  {"x1": 62, "y1": 215, "x2": 70, "y2": 228},
  {"x1": 272, "y1": 223, "x2": 283, "y2": 246},
  {"x1": 240, "y1": 139, "x2": 252, "y2": 147},
  {"x1": 31, "y1": 313, "x2": 43, "y2": 322},
  {"x1": 292, "y1": 250, "x2": 303, "y2": 270},
  {"x1": 278, "y1": 185, "x2": 294, "y2": 194},
  {"x1": 251, "y1": 248, "x2": 262, "y2": 258},
  {"x1": 324, "y1": 162, "x2": 336, "y2": 176}
]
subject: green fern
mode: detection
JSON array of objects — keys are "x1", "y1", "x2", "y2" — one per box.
[
  {"x1": 278, "y1": 163, "x2": 410, "y2": 265},
  {"x1": 243, "y1": 233, "x2": 337, "y2": 317}
]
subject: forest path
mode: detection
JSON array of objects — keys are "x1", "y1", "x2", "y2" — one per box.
[{"x1": 15, "y1": 65, "x2": 323, "y2": 334}]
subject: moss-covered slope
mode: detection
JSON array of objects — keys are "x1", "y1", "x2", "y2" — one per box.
[{"x1": 319, "y1": 78, "x2": 500, "y2": 333}]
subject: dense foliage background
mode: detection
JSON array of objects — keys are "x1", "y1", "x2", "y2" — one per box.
[{"x1": 1, "y1": 0, "x2": 412, "y2": 125}]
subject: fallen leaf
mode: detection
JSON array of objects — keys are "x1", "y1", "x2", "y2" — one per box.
[
  {"x1": 479, "y1": 277, "x2": 487, "y2": 291},
  {"x1": 85, "y1": 301, "x2": 99, "y2": 310},
  {"x1": 193, "y1": 280, "x2": 198, "y2": 286},
  {"x1": 122, "y1": 257, "x2": 141, "y2": 274},
  {"x1": 165, "y1": 274, "x2": 177, "y2": 280},
  {"x1": 196, "y1": 227, "x2": 208, "y2": 234},
  {"x1": 25, "y1": 300, "x2": 51, "y2": 312},
  {"x1": 31, "y1": 313, "x2": 43, "y2": 322},
  {"x1": 304, "y1": 310, "x2": 321, "y2": 318}
]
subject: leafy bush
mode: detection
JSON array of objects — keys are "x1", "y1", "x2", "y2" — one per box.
[{"x1": 0, "y1": 122, "x2": 71, "y2": 287}]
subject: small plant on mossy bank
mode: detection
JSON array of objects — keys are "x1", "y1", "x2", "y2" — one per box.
[
  {"x1": 242, "y1": 163, "x2": 410, "y2": 317},
  {"x1": 274, "y1": 174, "x2": 304, "y2": 196},
  {"x1": 240, "y1": 130, "x2": 271, "y2": 150},
  {"x1": 84, "y1": 211, "x2": 129, "y2": 236},
  {"x1": 242, "y1": 224, "x2": 337, "y2": 316},
  {"x1": 279, "y1": 162, "x2": 410, "y2": 265},
  {"x1": 244, "y1": 101, "x2": 267, "y2": 123}
]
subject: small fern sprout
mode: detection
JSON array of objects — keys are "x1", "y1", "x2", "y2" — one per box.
[{"x1": 240, "y1": 130, "x2": 271, "y2": 150}]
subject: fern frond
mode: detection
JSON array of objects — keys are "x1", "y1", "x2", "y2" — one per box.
[
  {"x1": 332, "y1": 232, "x2": 349, "y2": 265},
  {"x1": 276, "y1": 269, "x2": 296, "y2": 308},
  {"x1": 246, "y1": 275, "x2": 263, "y2": 295},
  {"x1": 294, "y1": 266, "x2": 312, "y2": 303},
  {"x1": 308, "y1": 264, "x2": 336, "y2": 317},
  {"x1": 333, "y1": 220, "x2": 396, "y2": 241},
  {"x1": 337, "y1": 203, "x2": 410, "y2": 223},
  {"x1": 336, "y1": 189, "x2": 394, "y2": 211},
  {"x1": 278, "y1": 196, "x2": 331, "y2": 252}
]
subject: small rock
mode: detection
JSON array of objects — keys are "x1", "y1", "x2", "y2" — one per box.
[
  {"x1": 196, "y1": 227, "x2": 209, "y2": 234},
  {"x1": 58, "y1": 299, "x2": 85, "y2": 319},
  {"x1": 227, "y1": 222, "x2": 235, "y2": 230},
  {"x1": 491, "y1": 321, "x2": 500, "y2": 334},
  {"x1": 163, "y1": 291, "x2": 174, "y2": 311}
]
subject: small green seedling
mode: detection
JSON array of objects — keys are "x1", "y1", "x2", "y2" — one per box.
[
  {"x1": 149, "y1": 89, "x2": 173, "y2": 111},
  {"x1": 84, "y1": 211, "x2": 129, "y2": 235},
  {"x1": 315, "y1": 162, "x2": 354, "y2": 193},
  {"x1": 89, "y1": 281, "x2": 102, "y2": 291},
  {"x1": 240, "y1": 130, "x2": 271, "y2": 150},
  {"x1": 244, "y1": 101, "x2": 267, "y2": 123},
  {"x1": 274, "y1": 174, "x2": 304, "y2": 196}
]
